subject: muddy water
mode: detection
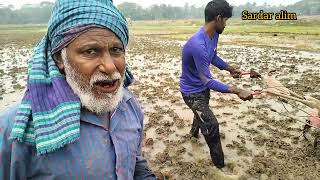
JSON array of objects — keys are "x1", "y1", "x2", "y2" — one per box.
[
  {"x1": 0, "y1": 47, "x2": 29, "y2": 109},
  {"x1": 127, "y1": 36, "x2": 320, "y2": 179},
  {"x1": 1, "y1": 36, "x2": 320, "y2": 179}
]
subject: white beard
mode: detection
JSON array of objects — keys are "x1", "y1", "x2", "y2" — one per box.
[{"x1": 61, "y1": 48, "x2": 124, "y2": 114}]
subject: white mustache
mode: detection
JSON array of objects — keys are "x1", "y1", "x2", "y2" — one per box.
[{"x1": 90, "y1": 72, "x2": 121, "y2": 86}]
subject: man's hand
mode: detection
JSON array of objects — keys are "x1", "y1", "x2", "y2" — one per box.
[
  {"x1": 249, "y1": 69, "x2": 262, "y2": 79},
  {"x1": 226, "y1": 65, "x2": 241, "y2": 78},
  {"x1": 228, "y1": 86, "x2": 253, "y2": 101},
  {"x1": 230, "y1": 69, "x2": 242, "y2": 78},
  {"x1": 237, "y1": 89, "x2": 253, "y2": 101}
]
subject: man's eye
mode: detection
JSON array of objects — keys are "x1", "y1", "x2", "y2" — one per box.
[
  {"x1": 82, "y1": 48, "x2": 101, "y2": 56},
  {"x1": 85, "y1": 49, "x2": 97, "y2": 55},
  {"x1": 110, "y1": 47, "x2": 124, "y2": 54}
]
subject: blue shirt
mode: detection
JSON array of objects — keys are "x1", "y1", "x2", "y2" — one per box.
[
  {"x1": 180, "y1": 28, "x2": 230, "y2": 94},
  {"x1": 0, "y1": 89, "x2": 155, "y2": 180}
]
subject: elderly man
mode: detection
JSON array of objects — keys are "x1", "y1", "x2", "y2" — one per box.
[
  {"x1": 180, "y1": 0, "x2": 256, "y2": 169},
  {"x1": 0, "y1": 0, "x2": 155, "y2": 179}
]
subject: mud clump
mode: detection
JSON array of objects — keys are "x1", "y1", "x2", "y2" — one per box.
[
  {"x1": 246, "y1": 145, "x2": 320, "y2": 179},
  {"x1": 155, "y1": 150, "x2": 171, "y2": 164},
  {"x1": 226, "y1": 140, "x2": 252, "y2": 157},
  {"x1": 174, "y1": 117, "x2": 185, "y2": 129},
  {"x1": 145, "y1": 138, "x2": 154, "y2": 146}
]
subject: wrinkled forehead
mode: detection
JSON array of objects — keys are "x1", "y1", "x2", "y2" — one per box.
[
  {"x1": 48, "y1": 0, "x2": 129, "y2": 53},
  {"x1": 52, "y1": 25, "x2": 124, "y2": 54},
  {"x1": 69, "y1": 28, "x2": 124, "y2": 48},
  {"x1": 78, "y1": 28, "x2": 122, "y2": 41}
]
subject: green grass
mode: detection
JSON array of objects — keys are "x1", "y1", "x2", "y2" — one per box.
[
  {"x1": 0, "y1": 25, "x2": 46, "y2": 47},
  {"x1": 224, "y1": 25, "x2": 319, "y2": 34},
  {"x1": 132, "y1": 24, "x2": 319, "y2": 35},
  {"x1": 131, "y1": 16, "x2": 320, "y2": 35},
  {"x1": 0, "y1": 24, "x2": 47, "y2": 33},
  {"x1": 0, "y1": 16, "x2": 319, "y2": 49}
]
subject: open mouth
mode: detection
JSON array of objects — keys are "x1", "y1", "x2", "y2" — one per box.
[{"x1": 94, "y1": 79, "x2": 119, "y2": 92}]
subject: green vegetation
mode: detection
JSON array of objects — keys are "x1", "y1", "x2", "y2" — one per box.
[
  {"x1": 0, "y1": 0, "x2": 318, "y2": 24},
  {"x1": 0, "y1": 17, "x2": 319, "y2": 51},
  {"x1": 0, "y1": 24, "x2": 46, "y2": 47},
  {"x1": 224, "y1": 25, "x2": 319, "y2": 34},
  {"x1": 131, "y1": 18, "x2": 320, "y2": 35},
  {"x1": 0, "y1": 24, "x2": 46, "y2": 32},
  {"x1": 0, "y1": 2, "x2": 52, "y2": 24},
  {"x1": 119, "y1": 0, "x2": 319, "y2": 20}
]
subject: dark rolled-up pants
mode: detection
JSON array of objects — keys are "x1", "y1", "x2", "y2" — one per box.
[{"x1": 182, "y1": 90, "x2": 224, "y2": 168}]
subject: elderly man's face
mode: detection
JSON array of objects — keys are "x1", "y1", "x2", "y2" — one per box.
[{"x1": 56, "y1": 28, "x2": 126, "y2": 114}]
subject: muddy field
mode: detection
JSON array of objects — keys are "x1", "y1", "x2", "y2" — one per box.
[
  {"x1": 126, "y1": 35, "x2": 320, "y2": 180},
  {"x1": 1, "y1": 26, "x2": 320, "y2": 179}
]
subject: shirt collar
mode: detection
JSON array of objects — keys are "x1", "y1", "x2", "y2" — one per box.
[
  {"x1": 80, "y1": 88, "x2": 133, "y2": 129},
  {"x1": 200, "y1": 27, "x2": 217, "y2": 41},
  {"x1": 118, "y1": 88, "x2": 133, "y2": 111}
]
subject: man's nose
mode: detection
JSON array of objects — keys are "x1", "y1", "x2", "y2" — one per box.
[{"x1": 98, "y1": 53, "x2": 116, "y2": 74}]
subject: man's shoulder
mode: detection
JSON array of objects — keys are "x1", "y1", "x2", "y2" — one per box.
[
  {"x1": 214, "y1": 32, "x2": 220, "y2": 39},
  {"x1": 0, "y1": 103, "x2": 20, "y2": 121},
  {"x1": 122, "y1": 88, "x2": 143, "y2": 118},
  {"x1": 123, "y1": 88, "x2": 135, "y2": 102},
  {"x1": 123, "y1": 88, "x2": 140, "y2": 106},
  {"x1": 0, "y1": 103, "x2": 20, "y2": 136},
  {"x1": 186, "y1": 31, "x2": 206, "y2": 49}
]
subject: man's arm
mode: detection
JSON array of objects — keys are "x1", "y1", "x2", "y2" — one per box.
[
  {"x1": 211, "y1": 55, "x2": 241, "y2": 78},
  {"x1": 193, "y1": 44, "x2": 230, "y2": 93},
  {"x1": 211, "y1": 54, "x2": 228, "y2": 70},
  {"x1": 134, "y1": 129, "x2": 156, "y2": 180},
  {"x1": 0, "y1": 106, "x2": 28, "y2": 179},
  {"x1": 134, "y1": 155, "x2": 156, "y2": 180},
  {"x1": 193, "y1": 45, "x2": 253, "y2": 100},
  {"x1": 133, "y1": 98, "x2": 156, "y2": 180}
]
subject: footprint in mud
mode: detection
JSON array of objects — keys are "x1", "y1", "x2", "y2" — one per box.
[
  {"x1": 226, "y1": 140, "x2": 252, "y2": 157},
  {"x1": 155, "y1": 151, "x2": 170, "y2": 164},
  {"x1": 174, "y1": 117, "x2": 185, "y2": 129},
  {"x1": 220, "y1": 132, "x2": 226, "y2": 140},
  {"x1": 221, "y1": 161, "x2": 237, "y2": 175},
  {"x1": 246, "y1": 119, "x2": 257, "y2": 125},
  {"x1": 219, "y1": 120, "x2": 227, "y2": 126},
  {"x1": 145, "y1": 138, "x2": 154, "y2": 146}
]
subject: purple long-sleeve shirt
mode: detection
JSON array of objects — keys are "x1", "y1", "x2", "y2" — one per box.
[
  {"x1": 0, "y1": 89, "x2": 155, "y2": 180},
  {"x1": 180, "y1": 28, "x2": 230, "y2": 94}
]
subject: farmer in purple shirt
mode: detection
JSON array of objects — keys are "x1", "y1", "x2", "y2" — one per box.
[
  {"x1": 180, "y1": 0, "x2": 255, "y2": 168},
  {"x1": 0, "y1": 0, "x2": 155, "y2": 179}
]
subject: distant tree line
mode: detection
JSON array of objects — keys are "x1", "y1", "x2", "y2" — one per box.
[
  {"x1": 0, "y1": 2, "x2": 53, "y2": 24},
  {"x1": 119, "y1": 0, "x2": 320, "y2": 20},
  {"x1": 233, "y1": 0, "x2": 320, "y2": 18},
  {"x1": 117, "y1": 3, "x2": 204, "y2": 20},
  {"x1": 0, "y1": 0, "x2": 318, "y2": 24}
]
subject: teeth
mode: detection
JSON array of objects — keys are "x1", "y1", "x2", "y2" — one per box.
[
  {"x1": 96, "y1": 80, "x2": 113, "y2": 86},
  {"x1": 95, "y1": 80, "x2": 117, "y2": 87}
]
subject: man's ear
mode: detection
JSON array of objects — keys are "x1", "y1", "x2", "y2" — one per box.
[
  {"x1": 53, "y1": 51, "x2": 65, "y2": 70},
  {"x1": 216, "y1": 15, "x2": 222, "y2": 22}
]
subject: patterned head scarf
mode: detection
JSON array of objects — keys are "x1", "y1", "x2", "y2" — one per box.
[{"x1": 9, "y1": 0, "x2": 133, "y2": 155}]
